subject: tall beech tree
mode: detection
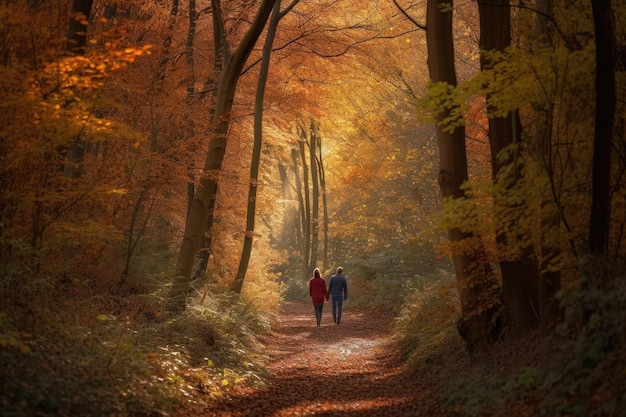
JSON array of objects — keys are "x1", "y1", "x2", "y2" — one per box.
[
  {"x1": 307, "y1": 121, "x2": 321, "y2": 274},
  {"x1": 171, "y1": 0, "x2": 277, "y2": 311},
  {"x1": 290, "y1": 148, "x2": 306, "y2": 267},
  {"x1": 426, "y1": 0, "x2": 504, "y2": 353},
  {"x1": 297, "y1": 129, "x2": 312, "y2": 273},
  {"x1": 478, "y1": 0, "x2": 540, "y2": 336},
  {"x1": 316, "y1": 124, "x2": 329, "y2": 268}
]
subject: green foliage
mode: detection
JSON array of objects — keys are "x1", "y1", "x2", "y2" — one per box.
[
  {"x1": 515, "y1": 367, "x2": 543, "y2": 392},
  {"x1": 401, "y1": 262, "x2": 626, "y2": 417},
  {"x1": 0, "y1": 306, "x2": 177, "y2": 416},
  {"x1": 394, "y1": 271, "x2": 460, "y2": 367},
  {"x1": 146, "y1": 293, "x2": 271, "y2": 400},
  {"x1": 282, "y1": 275, "x2": 310, "y2": 302},
  {"x1": 418, "y1": 81, "x2": 469, "y2": 132},
  {"x1": 421, "y1": 29, "x2": 608, "y2": 265},
  {"x1": 280, "y1": 234, "x2": 452, "y2": 311},
  {"x1": 0, "y1": 266, "x2": 272, "y2": 415},
  {"x1": 0, "y1": 312, "x2": 34, "y2": 354},
  {"x1": 336, "y1": 237, "x2": 452, "y2": 311}
]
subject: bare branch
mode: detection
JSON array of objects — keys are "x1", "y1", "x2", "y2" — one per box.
[{"x1": 392, "y1": 0, "x2": 426, "y2": 30}]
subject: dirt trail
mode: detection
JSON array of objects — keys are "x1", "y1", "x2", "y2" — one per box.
[{"x1": 203, "y1": 301, "x2": 442, "y2": 417}]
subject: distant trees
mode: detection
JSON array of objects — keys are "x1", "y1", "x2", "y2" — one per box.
[
  {"x1": 294, "y1": 120, "x2": 325, "y2": 277},
  {"x1": 170, "y1": 0, "x2": 277, "y2": 311},
  {"x1": 231, "y1": 0, "x2": 301, "y2": 294}
]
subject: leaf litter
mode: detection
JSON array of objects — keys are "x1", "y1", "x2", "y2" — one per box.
[{"x1": 185, "y1": 301, "x2": 444, "y2": 417}]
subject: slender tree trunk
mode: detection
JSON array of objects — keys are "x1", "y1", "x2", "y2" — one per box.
[
  {"x1": 118, "y1": 190, "x2": 155, "y2": 289},
  {"x1": 534, "y1": 0, "x2": 562, "y2": 335},
  {"x1": 317, "y1": 132, "x2": 329, "y2": 267},
  {"x1": 426, "y1": 0, "x2": 504, "y2": 354},
  {"x1": 170, "y1": 0, "x2": 277, "y2": 312},
  {"x1": 292, "y1": 149, "x2": 306, "y2": 266},
  {"x1": 231, "y1": 0, "x2": 282, "y2": 294},
  {"x1": 298, "y1": 131, "x2": 311, "y2": 274},
  {"x1": 579, "y1": 0, "x2": 617, "y2": 325},
  {"x1": 589, "y1": 0, "x2": 615, "y2": 257},
  {"x1": 478, "y1": 0, "x2": 540, "y2": 336},
  {"x1": 156, "y1": 0, "x2": 179, "y2": 82},
  {"x1": 186, "y1": 0, "x2": 197, "y2": 98},
  {"x1": 308, "y1": 121, "x2": 320, "y2": 273}
]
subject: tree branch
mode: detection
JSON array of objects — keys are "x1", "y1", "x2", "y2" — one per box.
[{"x1": 392, "y1": 0, "x2": 426, "y2": 30}]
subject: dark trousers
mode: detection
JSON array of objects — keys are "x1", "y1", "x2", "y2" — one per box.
[
  {"x1": 313, "y1": 304, "x2": 324, "y2": 326},
  {"x1": 332, "y1": 294, "x2": 344, "y2": 324}
]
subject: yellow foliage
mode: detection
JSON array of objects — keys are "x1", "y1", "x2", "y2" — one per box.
[{"x1": 427, "y1": 31, "x2": 616, "y2": 270}]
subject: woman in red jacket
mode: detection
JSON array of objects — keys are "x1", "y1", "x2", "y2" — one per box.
[{"x1": 309, "y1": 268, "x2": 329, "y2": 326}]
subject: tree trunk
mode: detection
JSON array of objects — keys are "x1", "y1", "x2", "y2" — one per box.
[
  {"x1": 64, "y1": 0, "x2": 94, "y2": 178},
  {"x1": 231, "y1": 0, "x2": 282, "y2": 294},
  {"x1": 119, "y1": 190, "x2": 155, "y2": 289},
  {"x1": 156, "y1": 0, "x2": 179, "y2": 82},
  {"x1": 317, "y1": 129, "x2": 329, "y2": 268},
  {"x1": 170, "y1": 0, "x2": 277, "y2": 312},
  {"x1": 589, "y1": 0, "x2": 615, "y2": 257},
  {"x1": 188, "y1": 0, "x2": 215, "y2": 282},
  {"x1": 66, "y1": 0, "x2": 93, "y2": 54},
  {"x1": 185, "y1": 0, "x2": 197, "y2": 98},
  {"x1": 534, "y1": 0, "x2": 562, "y2": 335},
  {"x1": 308, "y1": 121, "x2": 320, "y2": 273},
  {"x1": 426, "y1": 0, "x2": 504, "y2": 354},
  {"x1": 292, "y1": 148, "x2": 306, "y2": 267},
  {"x1": 191, "y1": 184, "x2": 217, "y2": 280},
  {"x1": 298, "y1": 131, "x2": 311, "y2": 274},
  {"x1": 478, "y1": 0, "x2": 540, "y2": 336}
]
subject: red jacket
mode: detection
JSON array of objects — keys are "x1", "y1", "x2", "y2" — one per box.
[{"x1": 309, "y1": 276, "x2": 329, "y2": 305}]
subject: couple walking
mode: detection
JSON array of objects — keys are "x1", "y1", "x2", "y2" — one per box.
[{"x1": 309, "y1": 267, "x2": 348, "y2": 326}]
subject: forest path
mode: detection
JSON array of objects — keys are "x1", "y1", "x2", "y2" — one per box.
[{"x1": 201, "y1": 301, "x2": 442, "y2": 417}]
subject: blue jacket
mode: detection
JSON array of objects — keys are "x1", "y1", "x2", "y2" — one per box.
[{"x1": 328, "y1": 274, "x2": 348, "y2": 299}]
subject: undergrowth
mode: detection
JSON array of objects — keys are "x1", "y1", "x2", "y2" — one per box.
[
  {"x1": 0, "y1": 262, "x2": 275, "y2": 416},
  {"x1": 395, "y1": 260, "x2": 626, "y2": 416}
]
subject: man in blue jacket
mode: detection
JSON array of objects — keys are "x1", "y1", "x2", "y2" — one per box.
[{"x1": 328, "y1": 267, "x2": 348, "y2": 324}]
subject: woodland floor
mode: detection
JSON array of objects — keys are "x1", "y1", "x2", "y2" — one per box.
[{"x1": 193, "y1": 301, "x2": 444, "y2": 417}]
